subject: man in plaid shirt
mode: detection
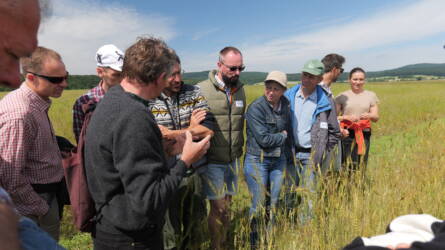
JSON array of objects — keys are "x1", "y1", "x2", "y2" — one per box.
[
  {"x1": 0, "y1": 47, "x2": 68, "y2": 240},
  {"x1": 72, "y1": 44, "x2": 124, "y2": 142}
]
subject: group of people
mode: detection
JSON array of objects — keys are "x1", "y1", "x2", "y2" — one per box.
[{"x1": 0, "y1": 0, "x2": 387, "y2": 250}]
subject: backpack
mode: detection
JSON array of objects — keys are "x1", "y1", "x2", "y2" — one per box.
[{"x1": 62, "y1": 101, "x2": 97, "y2": 233}]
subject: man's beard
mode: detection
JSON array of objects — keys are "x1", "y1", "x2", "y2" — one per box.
[{"x1": 222, "y1": 74, "x2": 239, "y2": 87}]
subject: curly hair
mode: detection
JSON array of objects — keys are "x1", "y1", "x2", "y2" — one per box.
[{"x1": 122, "y1": 37, "x2": 177, "y2": 85}]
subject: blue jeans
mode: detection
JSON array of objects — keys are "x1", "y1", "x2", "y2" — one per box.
[
  {"x1": 244, "y1": 153, "x2": 285, "y2": 216},
  {"x1": 285, "y1": 152, "x2": 316, "y2": 222},
  {"x1": 200, "y1": 158, "x2": 240, "y2": 200},
  {"x1": 19, "y1": 217, "x2": 65, "y2": 250}
]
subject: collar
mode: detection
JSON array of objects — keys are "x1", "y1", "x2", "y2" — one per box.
[
  {"x1": 319, "y1": 82, "x2": 332, "y2": 95},
  {"x1": 214, "y1": 73, "x2": 227, "y2": 90},
  {"x1": 21, "y1": 82, "x2": 51, "y2": 112},
  {"x1": 118, "y1": 85, "x2": 151, "y2": 107},
  {"x1": 296, "y1": 87, "x2": 317, "y2": 102}
]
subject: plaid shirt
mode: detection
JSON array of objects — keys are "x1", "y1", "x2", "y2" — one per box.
[
  {"x1": 0, "y1": 84, "x2": 63, "y2": 216},
  {"x1": 72, "y1": 83, "x2": 105, "y2": 142}
]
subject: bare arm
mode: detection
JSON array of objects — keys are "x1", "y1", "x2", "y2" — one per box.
[{"x1": 360, "y1": 104, "x2": 379, "y2": 122}]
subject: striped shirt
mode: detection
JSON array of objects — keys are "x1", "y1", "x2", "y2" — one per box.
[
  {"x1": 0, "y1": 83, "x2": 63, "y2": 216},
  {"x1": 72, "y1": 83, "x2": 105, "y2": 142},
  {"x1": 149, "y1": 84, "x2": 210, "y2": 130}
]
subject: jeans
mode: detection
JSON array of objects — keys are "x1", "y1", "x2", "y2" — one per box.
[
  {"x1": 243, "y1": 153, "x2": 285, "y2": 216},
  {"x1": 19, "y1": 217, "x2": 65, "y2": 250},
  {"x1": 285, "y1": 152, "x2": 316, "y2": 222},
  {"x1": 200, "y1": 158, "x2": 240, "y2": 200}
]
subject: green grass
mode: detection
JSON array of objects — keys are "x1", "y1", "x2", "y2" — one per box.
[{"x1": 2, "y1": 80, "x2": 445, "y2": 249}]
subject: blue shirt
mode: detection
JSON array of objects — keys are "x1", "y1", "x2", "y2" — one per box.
[{"x1": 293, "y1": 88, "x2": 317, "y2": 148}]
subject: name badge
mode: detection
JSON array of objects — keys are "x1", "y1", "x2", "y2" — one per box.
[
  {"x1": 235, "y1": 100, "x2": 244, "y2": 107},
  {"x1": 320, "y1": 122, "x2": 328, "y2": 129}
]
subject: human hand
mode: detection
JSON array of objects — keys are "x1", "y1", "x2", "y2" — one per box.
[
  {"x1": 340, "y1": 128, "x2": 349, "y2": 138},
  {"x1": 386, "y1": 243, "x2": 411, "y2": 249},
  {"x1": 180, "y1": 131, "x2": 211, "y2": 167},
  {"x1": 190, "y1": 109, "x2": 207, "y2": 127},
  {"x1": 346, "y1": 114, "x2": 360, "y2": 122},
  {"x1": 282, "y1": 130, "x2": 287, "y2": 135},
  {"x1": 163, "y1": 132, "x2": 186, "y2": 156},
  {"x1": 360, "y1": 112, "x2": 370, "y2": 120}
]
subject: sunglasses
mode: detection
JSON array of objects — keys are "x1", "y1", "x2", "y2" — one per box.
[
  {"x1": 28, "y1": 71, "x2": 69, "y2": 84},
  {"x1": 220, "y1": 61, "x2": 245, "y2": 72},
  {"x1": 339, "y1": 68, "x2": 344, "y2": 74}
]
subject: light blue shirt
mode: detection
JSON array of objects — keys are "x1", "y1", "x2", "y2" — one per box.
[{"x1": 292, "y1": 88, "x2": 317, "y2": 148}]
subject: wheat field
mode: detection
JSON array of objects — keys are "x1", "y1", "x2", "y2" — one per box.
[{"x1": 2, "y1": 80, "x2": 445, "y2": 249}]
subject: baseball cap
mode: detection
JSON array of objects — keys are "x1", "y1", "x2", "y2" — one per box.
[
  {"x1": 301, "y1": 59, "x2": 324, "y2": 76},
  {"x1": 264, "y1": 71, "x2": 287, "y2": 88},
  {"x1": 96, "y1": 44, "x2": 124, "y2": 71}
]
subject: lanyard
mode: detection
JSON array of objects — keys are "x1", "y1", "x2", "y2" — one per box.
[{"x1": 163, "y1": 93, "x2": 182, "y2": 130}]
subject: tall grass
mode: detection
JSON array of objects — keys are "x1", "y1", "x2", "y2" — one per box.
[{"x1": 2, "y1": 81, "x2": 445, "y2": 249}]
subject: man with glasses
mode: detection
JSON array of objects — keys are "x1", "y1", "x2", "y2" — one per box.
[
  {"x1": 197, "y1": 46, "x2": 246, "y2": 250},
  {"x1": 72, "y1": 44, "x2": 124, "y2": 142},
  {"x1": 0, "y1": 46, "x2": 69, "y2": 240},
  {"x1": 320, "y1": 54, "x2": 346, "y2": 171},
  {"x1": 284, "y1": 59, "x2": 340, "y2": 221},
  {"x1": 320, "y1": 53, "x2": 345, "y2": 95}
]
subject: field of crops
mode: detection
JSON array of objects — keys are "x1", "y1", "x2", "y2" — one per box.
[{"x1": 2, "y1": 80, "x2": 445, "y2": 249}]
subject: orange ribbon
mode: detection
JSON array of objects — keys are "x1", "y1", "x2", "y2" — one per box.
[{"x1": 340, "y1": 119, "x2": 371, "y2": 155}]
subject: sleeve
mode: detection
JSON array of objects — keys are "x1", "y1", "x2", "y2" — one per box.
[
  {"x1": 72, "y1": 98, "x2": 85, "y2": 143},
  {"x1": 370, "y1": 91, "x2": 379, "y2": 105},
  {"x1": 113, "y1": 111, "x2": 187, "y2": 216},
  {"x1": 192, "y1": 86, "x2": 215, "y2": 130},
  {"x1": 0, "y1": 118, "x2": 48, "y2": 216},
  {"x1": 327, "y1": 99, "x2": 341, "y2": 151},
  {"x1": 335, "y1": 94, "x2": 347, "y2": 106},
  {"x1": 245, "y1": 103, "x2": 286, "y2": 149}
]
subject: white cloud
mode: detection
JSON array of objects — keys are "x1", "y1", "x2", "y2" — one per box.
[
  {"x1": 219, "y1": 0, "x2": 445, "y2": 73},
  {"x1": 38, "y1": 0, "x2": 176, "y2": 74}
]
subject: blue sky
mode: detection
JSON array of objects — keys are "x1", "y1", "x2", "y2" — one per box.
[{"x1": 38, "y1": 0, "x2": 445, "y2": 74}]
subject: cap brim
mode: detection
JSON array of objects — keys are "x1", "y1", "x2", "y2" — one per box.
[{"x1": 302, "y1": 69, "x2": 322, "y2": 76}]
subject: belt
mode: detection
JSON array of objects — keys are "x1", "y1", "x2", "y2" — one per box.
[{"x1": 295, "y1": 147, "x2": 311, "y2": 153}]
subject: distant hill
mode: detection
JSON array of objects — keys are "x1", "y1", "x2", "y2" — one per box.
[
  {"x1": 2, "y1": 63, "x2": 443, "y2": 91},
  {"x1": 366, "y1": 63, "x2": 445, "y2": 78},
  {"x1": 183, "y1": 63, "x2": 445, "y2": 85}
]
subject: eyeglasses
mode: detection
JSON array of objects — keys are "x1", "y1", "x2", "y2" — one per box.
[
  {"x1": 28, "y1": 71, "x2": 69, "y2": 84},
  {"x1": 339, "y1": 68, "x2": 344, "y2": 74},
  {"x1": 220, "y1": 61, "x2": 245, "y2": 72}
]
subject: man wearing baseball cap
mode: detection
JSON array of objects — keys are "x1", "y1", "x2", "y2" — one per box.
[
  {"x1": 72, "y1": 44, "x2": 124, "y2": 142},
  {"x1": 284, "y1": 59, "x2": 341, "y2": 220}
]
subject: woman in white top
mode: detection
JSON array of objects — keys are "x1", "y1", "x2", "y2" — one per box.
[{"x1": 335, "y1": 67, "x2": 379, "y2": 172}]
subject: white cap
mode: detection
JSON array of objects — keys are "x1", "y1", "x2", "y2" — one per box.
[{"x1": 95, "y1": 44, "x2": 124, "y2": 71}]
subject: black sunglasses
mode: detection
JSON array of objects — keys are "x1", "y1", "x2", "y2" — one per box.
[
  {"x1": 339, "y1": 68, "x2": 344, "y2": 74},
  {"x1": 221, "y1": 61, "x2": 245, "y2": 72},
  {"x1": 28, "y1": 71, "x2": 69, "y2": 84}
]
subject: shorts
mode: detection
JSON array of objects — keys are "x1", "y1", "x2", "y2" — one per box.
[{"x1": 200, "y1": 158, "x2": 240, "y2": 200}]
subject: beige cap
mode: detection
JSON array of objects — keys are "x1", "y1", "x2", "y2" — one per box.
[{"x1": 264, "y1": 70, "x2": 287, "y2": 88}]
